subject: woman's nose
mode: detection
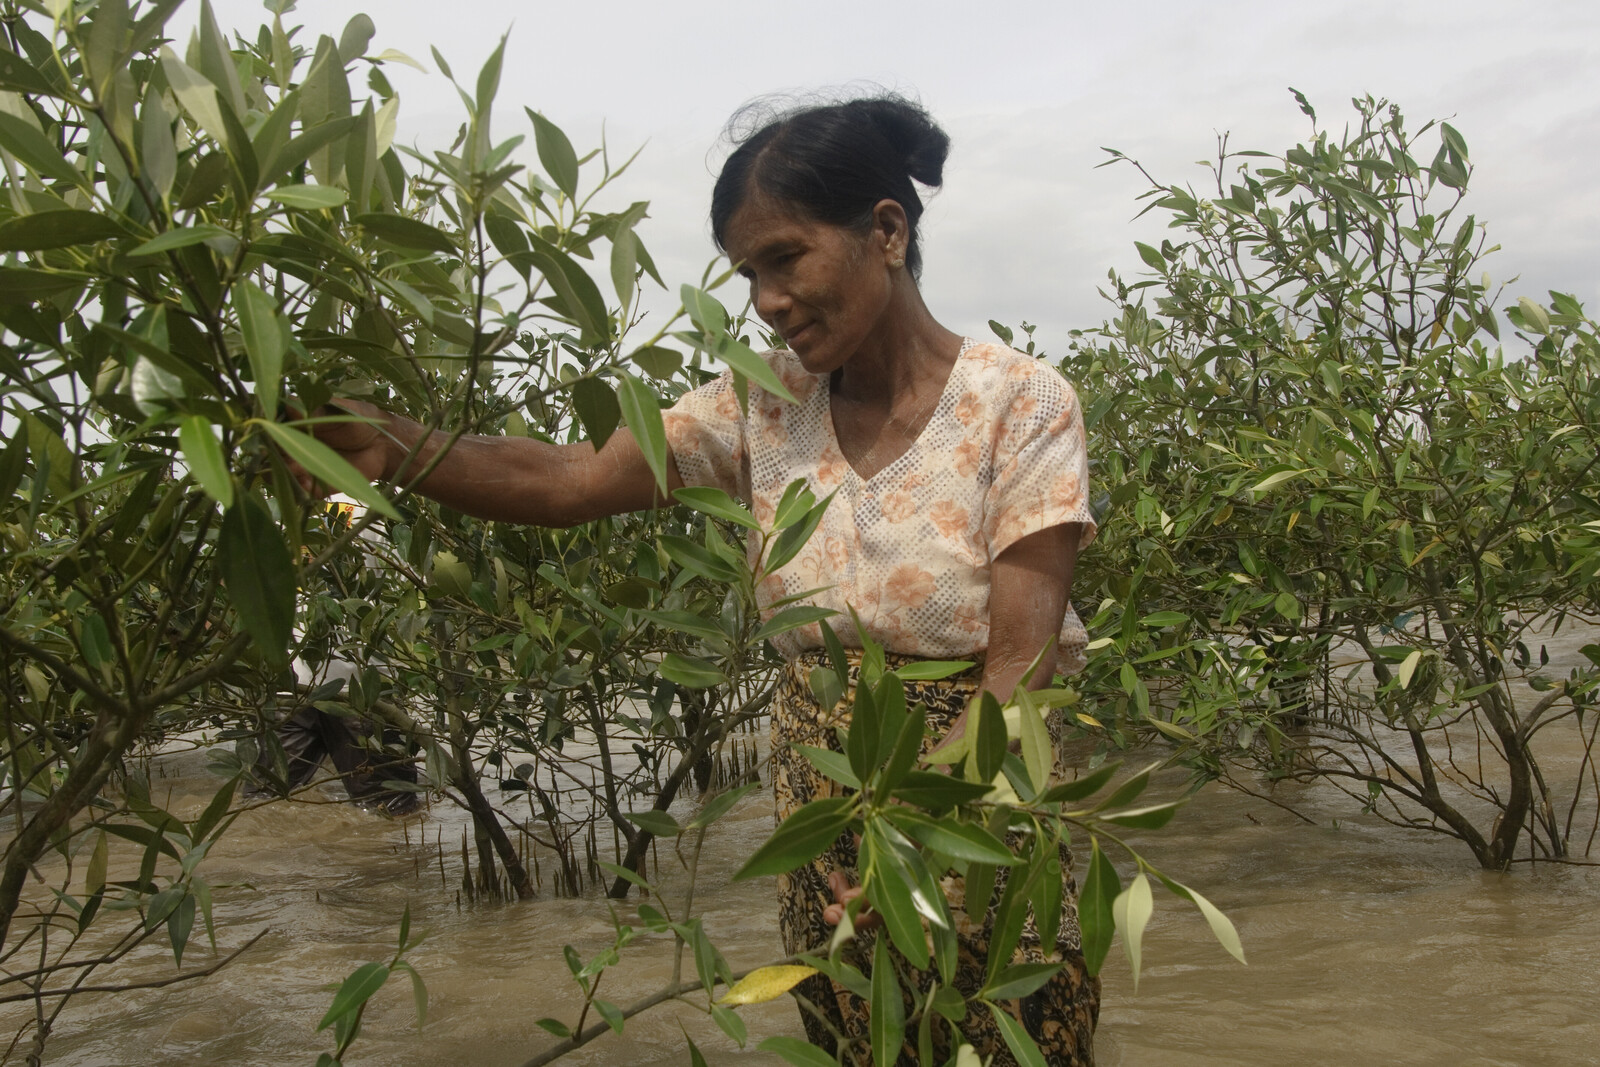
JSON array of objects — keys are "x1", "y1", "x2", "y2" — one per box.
[{"x1": 751, "y1": 277, "x2": 791, "y2": 324}]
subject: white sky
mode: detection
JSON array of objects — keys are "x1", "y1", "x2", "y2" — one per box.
[{"x1": 203, "y1": 0, "x2": 1600, "y2": 353}]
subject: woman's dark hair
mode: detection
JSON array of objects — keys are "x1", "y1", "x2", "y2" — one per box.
[{"x1": 710, "y1": 94, "x2": 950, "y2": 279}]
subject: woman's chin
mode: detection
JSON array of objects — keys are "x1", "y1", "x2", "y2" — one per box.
[{"x1": 791, "y1": 343, "x2": 842, "y2": 376}]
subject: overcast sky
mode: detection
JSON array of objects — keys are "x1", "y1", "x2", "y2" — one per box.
[{"x1": 203, "y1": 0, "x2": 1600, "y2": 353}]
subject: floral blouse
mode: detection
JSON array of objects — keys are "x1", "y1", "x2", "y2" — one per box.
[{"x1": 661, "y1": 340, "x2": 1097, "y2": 671}]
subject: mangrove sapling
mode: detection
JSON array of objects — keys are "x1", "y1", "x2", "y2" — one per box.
[
  {"x1": 0, "y1": 0, "x2": 765, "y2": 1055},
  {"x1": 1063, "y1": 94, "x2": 1600, "y2": 869},
  {"x1": 514, "y1": 622, "x2": 1246, "y2": 1067}
]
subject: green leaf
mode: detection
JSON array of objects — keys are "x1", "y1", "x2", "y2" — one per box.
[
  {"x1": 475, "y1": 33, "x2": 507, "y2": 115},
  {"x1": 1113, "y1": 871, "x2": 1154, "y2": 990},
  {"x1": 879, "y1": 693, "x2": 924, "y2": 793},
  {"x1": 1171, "y1": 880, "x2": 1246, "y2": 964},
  {"x1": 657, "y1": 653, "x2": 727, "y2": 689},
  {"x1": 353, "y1": 212, "x2": 457, "y2": 254},
  {"x1": 159, "y1": 46, "x2": 230, "y2": 150},
  {"x1": 1014, "y1": 692, "x2": 1052, "y2": 795},
  {"x1": 892, "y1": 659, "x2": 976, "y2": 681},
  {"x1": 0, "y1": 210, "x2": 126, "y2": 252},
  {"x1": 771, "y1": 479, "x2": 816, "y2": 531},
  {"x1": 218, "y1": 495, "x2": 295, "y2": 669},
  {"x1": 765, "y1": 490, "x2": 835, "y2": 574},
  {"x1": 717, "y1": 334, "x2": 798, "y2": 404},
  {"x1": 757, "y1": 1036, "x2": 837, "y2": 1067},
  {"x1": 522, "y1": 237, "x2": 613, "y2": 345},
  {"x1": 973, "y1": 692, "x2": 1008, "y2": 784},
  {"x1": 987, "y1": 1002, "x2": 1048, "y2": 1067},
  {"x1": 624, "y1": 809, "x2": 681, "y2": 838},
  {"x1": 752, "y1": 605, "x2": 835, "y2": 644},
  {"x1": 534, "y1": 1018, "x2": 571, "y2": 1039},
  {"x1": 1092, "y1": 762, "x2": 1156, "y2": 813},
  {"x1": 680, "y1": 285, "x2": 728, "y2": 336},
  {"x1": 869, "y1": 932, "x2": 906, "y2": 1066},
  {"x1": 733, "y1": 795, "x2": 853, "y2": 881},
  {"x1": 318, "y1": 962, "x2": 390, "y2": 1030},
  {"x1": 234, "y1": 281, "x2": 287, "y2": 420},
  {"x1": 863, "y1": 823, "x2": 933, "y2": 970},
  {"x1": 258, "y1": 420, "x2": 398, "y2": 518},
  {"x1": 1135, "y1": 241, "x2": 1166, "y2": 272},
  {"x1": 141, "y1": 93, "x2": 177, "y2": 202},
  {"x1": 688, "y1": 782, "x2": 758, "y2": 829},
  {"x1": 1039, "y1": 761, "x2": 1121, "y2": 805},
  {"x1": 0, "y1": 112, "x2": 82, "y2": 186},
  {"x1": 597, "y1": 860, "x2": 653, "y2": 894},
  {"x1": 85, "y1": 832, "x2": 108, "y2": 896},
  {"x1": 129, "y1": 224, "x2": 235, "y2": 256},
  {"x1": 1250, "y1": 468, "x2": 1310, "y2": 494},
  {"x1": 1078, "y1": 838, "x2": 1119, "y2": 975},
  {"x1": 179, "y1": 415, "x2": 233, "y2": 507},
  {"x1": 166, "y1": 892, "x2": 195, "y2": 966},
  {"x1": 1100, "y1": 801, "x2": 1183, "y2": 829},
  {"x1": 672, "y1": 486, "x2": 759, "y2": 530},
  {"x1": 0, "y1": 46, "x2": 61, "y2": 97},
  {"x1": 889, "y1": 770, "x2": 991, "y2": 811},
  {"x1": 593, "y1": 998, "x2": 624, "y2": 1035},
  {"x1": 983, "y1": 962, "x2": 1063, "y2": 1002},
  {"x1": 630, "y1": 344, "x2": 683, "y2": 380},
  {"x1": 571, "y1": 376, "x2": 621, "y2": 448},
  {"x1": 710, "y1": 1003, "x2": 746, "y2": 1046},
  {"x1": 793, "y1": 744, "x2": 860, "y2": 790},
  {"x1": 300, "y1": 36, "x2": 352, "y2": 184},
  {"x1": 266, "y1": 183, "x2": 348, "y2": 209},
  {"x1": 885, "y1": 809, "x2": 1015, "y2": 865},
  {"x1": 616, "y1": 372, "x2": 668, "y2": 495},
  {"x1": 392, "y1": 960, "x2": 428, "y2": 1027},
  {"x1": 527, "y1": 109, "x2": 579, "y2": 198},
  {"x1": 337, "y1": 12, "x2": 376, "y2": 62}
]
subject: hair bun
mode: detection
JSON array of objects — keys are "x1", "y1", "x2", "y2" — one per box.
[
  {"x1": 852, "y1": 97, "x2": 949, "y2": 188},
  {"x1": 711, "y1": 89, "x2": 952, "y2": 279}
]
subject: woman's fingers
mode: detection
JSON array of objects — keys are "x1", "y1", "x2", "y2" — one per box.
[{"x1": 823, "y1": 870, "x2": 882, "y2": 930}]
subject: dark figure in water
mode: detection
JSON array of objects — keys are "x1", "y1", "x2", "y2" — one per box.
[{"x1": 248, "y1": 672, "x2": 420, "y2": 815}]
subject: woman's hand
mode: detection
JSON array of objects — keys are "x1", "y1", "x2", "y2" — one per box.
[
  {"x1": 297, "y1": 399, "x2": 393, "y2": 493},
  {"x1": 823, "y1": 869, "x2": 882, "y2": 930}
]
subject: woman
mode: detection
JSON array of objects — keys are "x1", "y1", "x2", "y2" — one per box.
[{"x1": 314, "y1": 95, "x2": 1098, "y2": 1064}]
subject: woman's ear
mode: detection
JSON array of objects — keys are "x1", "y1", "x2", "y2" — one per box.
[{"x1": 871, "y1": 198, "x2": 910, "y2": 267}]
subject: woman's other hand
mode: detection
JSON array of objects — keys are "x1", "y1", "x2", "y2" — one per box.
[
  {"x1": 291, "y1": 399, "x2": 393, "y2": 496},
  {"x1": 823, "y1": 869, "x2": 882, "y2": 930}
]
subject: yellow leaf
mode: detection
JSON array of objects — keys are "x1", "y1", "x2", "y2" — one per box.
[
  {"x1": 1409, "y1": 539, "x2": 1441, "y2": 567},
  {"x1": 1147, "y1": 717, "x2": 1193, "y2": 741},
  {"x1": 1398, "y1": 650, "x2": 1423, "y2": 689},
  {"x1": 717, "y1": 965, "x2": 818, "y2": 1006},
  {"x1": 1075, "y1": 712, "x2": 1104, "y2": 728}
]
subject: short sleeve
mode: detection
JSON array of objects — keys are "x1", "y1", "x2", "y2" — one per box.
[
  {"x1": 662, "y1": 373, "x2": 745, "y2": 498},
  {"x1": 983, "y1": 370, "x2": 1097, "y2": 559}
]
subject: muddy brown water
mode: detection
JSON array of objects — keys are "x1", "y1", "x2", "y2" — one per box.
[{"x1": 7, "y1": 630, "x2": 1599, "y2": 1066}]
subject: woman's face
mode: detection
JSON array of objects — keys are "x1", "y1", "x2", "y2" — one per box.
[{"x1": 722, "y1": 195, "x2": 898, "y2": 375}]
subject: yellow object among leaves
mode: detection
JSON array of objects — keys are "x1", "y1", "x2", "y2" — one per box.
[{"x1": 716, "y1": 965, "x2": 818, "y2": 1006}]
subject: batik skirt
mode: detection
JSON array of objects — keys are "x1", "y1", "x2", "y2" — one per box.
[{"x1": 771, "y1": 651, "x2": 1099, "y2": 1066}]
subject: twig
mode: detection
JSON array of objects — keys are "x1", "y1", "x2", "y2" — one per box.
[{"x1": 0, "y1": 928, "x2": 269, "y2": 1005}]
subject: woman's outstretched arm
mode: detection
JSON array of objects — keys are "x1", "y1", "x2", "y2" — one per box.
[{"x1": 309, "y1": 398, "x2": 683, "y2": 527}]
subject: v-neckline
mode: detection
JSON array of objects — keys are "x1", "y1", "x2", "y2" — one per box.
[{"x1": 823, "y1": 338, "x2": 973, "y2": 486}]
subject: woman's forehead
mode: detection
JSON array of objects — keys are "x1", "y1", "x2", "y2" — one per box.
[{"x1": 723, "y1": 195, "x2": 819, "y2": 254}]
